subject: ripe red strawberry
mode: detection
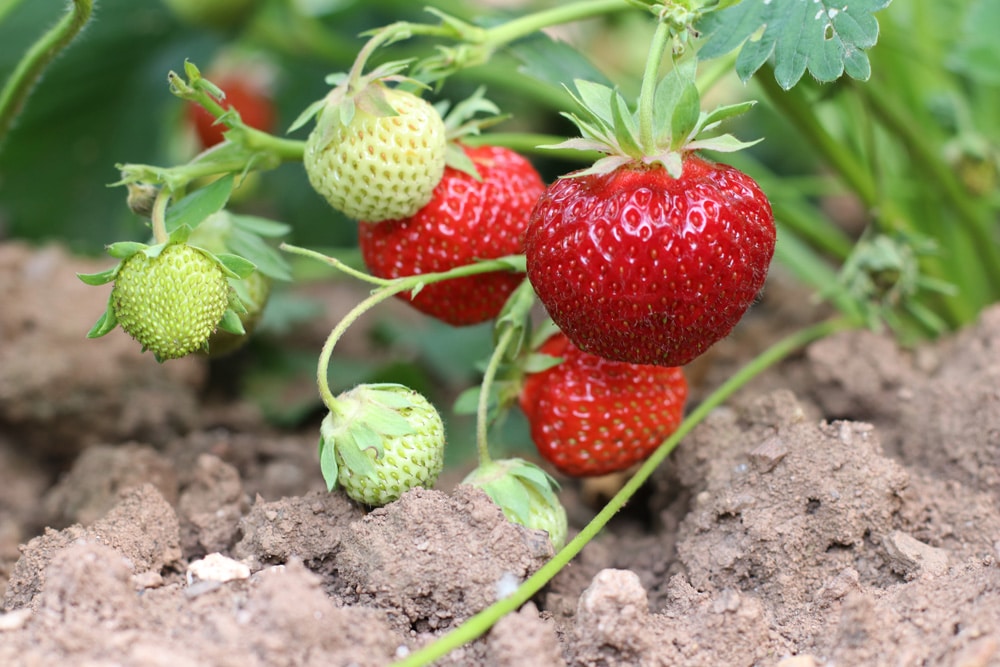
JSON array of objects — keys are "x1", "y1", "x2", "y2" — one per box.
[
  {"x1": 518, "y1": 332, "x2": 688, "y2": 477},
  {"x1": 357, "y1": 144, "x2": 545, "y2": 325},
  {"x1": 188, "y1": 74, "x2": 276, "y2": 149},
  {"x1": 525, "y1": 154, "x2": 775, "y2": 366},
  {"x1": 525, "y1": 67, "x2": 775, "y2": 367}
]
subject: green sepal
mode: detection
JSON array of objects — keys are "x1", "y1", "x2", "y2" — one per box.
[
  {"x1": 214, "y1": 253, "x2": 257, "y2": 279},
  {"x1": 336, "y1": 429, "x2": 380, "y2": 481},
  {"x1": 522, "y1": 352, "x2": 564, "y2": 374},
  {"x1": 445, "y1": 142, "x2": 482, "y2": 181},
  {"x1": 77, "y1": 265, "x2": 120, "y2": 286},
  {"x1": 142, "y1": 241, "x2": 169, "y2": 259},
  {"x1": 669, "y1": 81, "x2": 702, "y2": 151},
  {"x1": 165, "y1": 224, "x2": 192, "y2": 246},
  {"x1": 227, "y1": 288, "x2": 248, "y2": 316},
  {"x1": 611, "y1": 90, "x2": 641, "y2": 156},
  {"x1": 287, "y1": 98, "x2": 327, "y2": 134},
  {"x1": 318, "y1": 437, "x2": 339, "y2": 492},
  {"x1": 85, "y1": 295, "x2": 119, "y2": 339},
  {"x1": 217, "y1": 308, "x2": 246, "y2": 336},
  {"x1": 105, "y1": 241, "x2": 148, "y2": 260}
]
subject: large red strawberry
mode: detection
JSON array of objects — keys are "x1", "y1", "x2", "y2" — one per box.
[
  {"x1": 525, "y1": 67, "x2": 775, "y2": 366},
  {"x1": 358, "y1": 143, "x2": 545, "y2": 326},
  {"x1": 518, "y1": 332, "x2": 688, "y2": 477},
  {"x1": 188, "y1": 73, "x2": 276, "y2": 149}
]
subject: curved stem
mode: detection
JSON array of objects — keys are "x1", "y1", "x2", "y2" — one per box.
[
  {"x1": 150, "y1": 187, "x2": 171, "y2": 244},
  {"x1": 475, "y1": 325, "x2": 517, "y2": 466},
  {"x1": 392, "y1": 315, "x2": 857, "y2": 667},
  {"x1": 0, "y1": 0, "x2": 94, "y2": 144},
  {"x1": 637, "y1": 20, "x2": 672, "y2": 152},
  {"x1": 479, "y1": 0, "x2": 628, "y2": 49}
]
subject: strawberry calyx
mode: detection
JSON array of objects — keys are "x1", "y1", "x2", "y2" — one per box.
[
  {"x1": 318, "y1": 383, "x2": 434, "y2": 492},
  {"x1": 462, "y1": 458, "x2": 568, "y2": 550},
  {"x1": 545, "y1": 56, "x2": 759, "y2": 179}
]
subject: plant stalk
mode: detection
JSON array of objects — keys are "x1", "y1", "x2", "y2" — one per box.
[
  {"x1": 0, "y1": 0, "x2": 94, "y2": 144},
  {"x1": 391, "y1": 315, "x2": 857, "y2": 667}
]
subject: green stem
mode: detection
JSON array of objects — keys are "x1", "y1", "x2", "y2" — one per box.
[
  {"x1": 637, "y1": 20, "x2": 672, "y2": 151},
  {"x1": 280, "y1": 244, "x2": 526, "y2": 413},
  {"x1": 150, "y1": 187, "x2": 170, "y2": 244},
  {"x1": 391, "y1": 316, "x2": 856, "y2": 667},
  {"x1": 479, "y1": 0, "x2": 628, "y2": 50},
  {"x1": 475, "y1": 326, "x2": 517, "y2": 466},
  {"x1": 0, "y1": 0, "x2": 94, "y2": 144}
]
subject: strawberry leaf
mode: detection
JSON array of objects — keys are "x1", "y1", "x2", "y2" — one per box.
[
  {"x1": 697, "y1": 0, "x2": 891, "y2": 89},
  {"x1": 227, "y1": 228, "x2": 292, "y2": 282},
  {"x1": 165, "y1": 176, "x2": 233, "y2": 233},
  {"x1": 229, "y1": 214, "x2": 291, "y2": 238}
]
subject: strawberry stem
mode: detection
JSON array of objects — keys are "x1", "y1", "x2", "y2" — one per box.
[
  {"x1": 390, "y1": 316, "x2": 858, "y2": 667},
  {"x1": 474, "y1": 325, "x2": 518, "y2": 467},
  {"x1": 637, "y1": 19, "x2": 672, "y2": 153},
  {"x1": 0, "y1": 0, "x2": 94, "y2": 145},
  {"x1": 280, "y1": 243, "x2": 527, "y2": 414},
  {"x1": 150, "y1": 187, "x2": 171, "y2": 245}
]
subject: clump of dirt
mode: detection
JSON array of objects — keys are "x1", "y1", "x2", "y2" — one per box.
[{"x1": 2, "y1": 241, "x2": 1000, "y2": 666}]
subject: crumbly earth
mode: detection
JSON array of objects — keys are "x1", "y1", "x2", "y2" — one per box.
[{"x1": 2, "y1": 241, "x2": 1000, "y2": 666}]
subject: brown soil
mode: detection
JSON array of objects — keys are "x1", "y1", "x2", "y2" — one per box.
[{"x1": 2, "y1": 240, "x2": 999, "y2": 666}]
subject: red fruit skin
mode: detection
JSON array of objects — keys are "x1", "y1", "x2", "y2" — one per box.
[
  {"x1": 519, "y1": 332, "x2": 688, "y2": 477},
  {"x1": 524, "y1": 155, "x2": 776, "y2": 366},
  {"x1": 188, "y1": 76, "x2": 276, "y2": 149},
  {"x1": 358, "y1": 144, "x2": 545, "y2": 326}
]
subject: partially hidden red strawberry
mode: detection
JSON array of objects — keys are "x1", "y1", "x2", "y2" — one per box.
[
  {"x1": 524, "y1": 66, "x2": 775, "y2": 367},
  {"x1": 519, "y1": 332, "x2": 688, "y2": 477},
  {"x1": 188, "y1": 73, "x2": 276, "y2": 149},
  {"x1": 358, "y1": 144, "x2": 545, "y2": 325},
  {"x1": 526, "y1": 155, "x2": 775, "y2": 366}
]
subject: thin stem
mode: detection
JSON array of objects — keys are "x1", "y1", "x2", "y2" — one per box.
[
  {"x1": 637, "y1": 20, "x2": 672, "y2": 151},
  {"x1": 391, "y1": 316, "x2": 857, "y2": 667},
  {"x1": 480, "y1": 0, "x2": 628, "y2": 50},
  {"x1": 475, "y1": 326, "x2": 517, "y2": 466},
  {"x1": 280, "y1": 243, "x2": 527, "y2": 413},
  {"x1": 0, "y1": 0, "x2": 94, "y2": 144},
  {"x1": 150, "y1": 187, "x2": 171, "y2": 244}
]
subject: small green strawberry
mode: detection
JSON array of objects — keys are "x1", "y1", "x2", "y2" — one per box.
[
  {"x1": 79, "y1": 229, "x2": 256, "y2": 361},
  {"x1": 319, "y1": 383, "x2": 445, "y2": 506},
  {"x1": 463, "y1": 458, "x2": 568, "y2": 550},
  {"x1": 303, "y1": 85, "x2": 447, "y2": 223}
]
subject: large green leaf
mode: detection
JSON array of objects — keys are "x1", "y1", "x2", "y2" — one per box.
[{"x1": 697, "y1": 0, "x2": 892, "y2": 89}]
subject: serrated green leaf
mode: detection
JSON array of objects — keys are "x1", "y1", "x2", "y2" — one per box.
[
  {"x1": 164, "y1": 175, "x2": 233, "y2": 233},
  {"x1": 105, "y1": 241, "x2": 148, "y2": 259},
  {"x1": 697, "y1": 0, "x2": 891, "y2": 89},
  {"x1": 85, "y1": 297, "x2": 119, "y2": 339},
  {"x1": 318, "y1": 438, "x2": 339, "y2": 492},
  {"x1": 77, "y1": 266, "x2": 120, "y2": 286}
]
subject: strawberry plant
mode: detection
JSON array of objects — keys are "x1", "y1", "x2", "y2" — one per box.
[{"x1": 3, "y1": 0, "x2": 999, "y2": 664}]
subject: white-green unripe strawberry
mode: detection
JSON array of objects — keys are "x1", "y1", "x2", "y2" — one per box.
[
  {"x1": 304, "y1": 86, "x2": 447, "y2": 223},
  {"x1": 319, "y1": 383, "x2": 445, "y2": 506},
  {"x1": 112, "y1": 243, "x2": 231, "y2": 360},
  {"x1": 463, "y1": 458, "x2": 568, "y2": 550}
]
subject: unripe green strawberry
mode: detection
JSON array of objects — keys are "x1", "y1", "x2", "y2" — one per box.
[
  {"x1": 319, "y1": 383, "x2": 445, "y2": 506},
  {"x1": 304, "y1": 86, "x2": 447, "y2": 222},
  {"x1": 463, "y1": 458, "x2": 568, "y2": 550},
  {"x1": 112, "y1": 243, "x2": 230, "y2": 360}
]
